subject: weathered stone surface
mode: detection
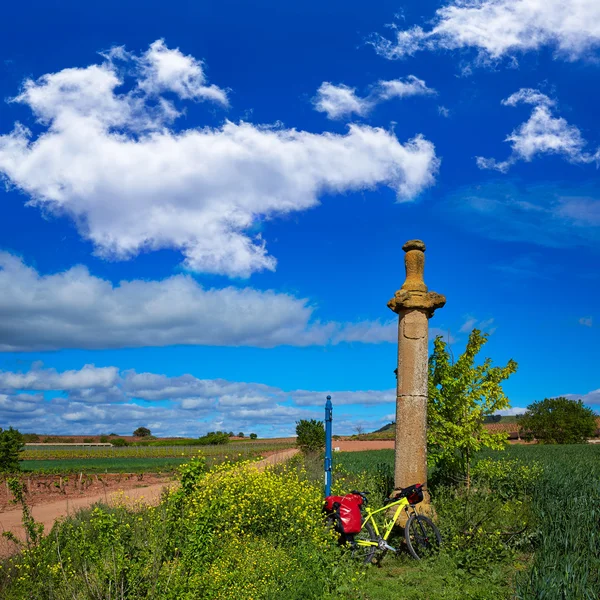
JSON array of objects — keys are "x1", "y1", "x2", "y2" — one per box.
[{"x1": 388, "y1": 239, "x2": 445, "y2": 525}]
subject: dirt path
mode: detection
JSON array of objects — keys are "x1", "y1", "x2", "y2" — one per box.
[
  {"x1": 333, "y1": 440, "x2": 394, "y2": 451},
  {"x1": 0, "y1": 448, "x2": 299, "y2": 557}
]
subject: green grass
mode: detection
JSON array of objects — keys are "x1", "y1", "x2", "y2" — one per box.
[
  {"x1": 334, "y1": 449, "x2": 394, "y2": 474},
  {"x1": 336, "y1": 444, "x2": 600, "y2": 599}
]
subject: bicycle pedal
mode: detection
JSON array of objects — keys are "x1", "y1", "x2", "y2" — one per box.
[{"x1": 379, "y1": 541, "x2": 397, "y2": 552}]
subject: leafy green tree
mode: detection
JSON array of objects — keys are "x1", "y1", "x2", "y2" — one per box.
[
  {"x1": 133, "y1": 427, "x2": 151, "y2": 437},
  {"x1": 295, "y1": 419, "x2": 325, "y2": 453},
  {"x1": 428, "y1": 329, "x2": 518, "y2": 486},
  {"x1": 519, "y1": 397, "x2": 597, "y2": 444},
  {"x1": 0, "y1": 427, "x2": 25, "y2": 473},
  {"x1": 249, "y1": 433, "x2": 258, "y2": 440},
  {"x1": 238, "y1": 432, "x2": 245, "y2": 438}
]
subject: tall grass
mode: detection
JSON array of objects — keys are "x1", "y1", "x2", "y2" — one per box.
[{"x1": 335, "y1": 444, "x2": 600, "y2": 599}]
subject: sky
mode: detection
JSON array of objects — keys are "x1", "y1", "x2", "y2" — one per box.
[{"x1": 0, "y1": 0, "x2": 598, "y2": 438}]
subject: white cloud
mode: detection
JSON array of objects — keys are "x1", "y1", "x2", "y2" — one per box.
[
  {"x1": 476, "y1": 89, "x2": 599, "y2": 172},
  {"x1": 565, "y1": 389, "x2": 600, "y2": 406},
  {"x1": 376, "y1": 76, "x2": 436, "y2": 100},
  {"x1": 438, "y1": 106, "x2": 450, "y2": 118},
  {"x1": 134, "y1": 39, "x2": 229, "y2": 105},
  {"x1": 372, "y1": 0, "x2": 600, "y2": 63},
  {"x1": 0, "y1": 42, "x2": 438, "y2": 278},
  {"x1": 0, "y1": 363, "x2": 395, "y2": 436},
  {"x1": 0, "y1": 252, "x2": 415, "y2": 351},
  {"x1": 0, "y1": 364, "x2": 119, "y2": 391},
  {"x1": 579, "y1": 317, "x2": 593, "y2": 327},
  {"x1": 313, "y1": 82, "x2": 372, "y2": 119},
  {"x1": 292, "y1": 389, "x2": 395, "y2": 406},
  {"x1": 495, "y1": 407, "x2": 527, "y2": 416},
  {"x1": 313, "y1": 77, "x2": 436, "y2": 120}
]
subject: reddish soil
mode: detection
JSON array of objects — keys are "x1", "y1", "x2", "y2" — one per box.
[
  {"x1": 333, "y1": 440, "x2": 394, "y2": 451},
  {"x1": 0, "y1": 449, "x2": 299, "y2": 558},
  {"x1": 0, "y1": 472, "x2": 172, "y2": 513}
]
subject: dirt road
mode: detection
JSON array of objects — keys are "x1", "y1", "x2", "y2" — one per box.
[
  {"x1": 0, "y1": 442, "x2": 388, "y2": 556},
  {"x1": 0, "y1": 448, "x2": 299, "y2": 557}
]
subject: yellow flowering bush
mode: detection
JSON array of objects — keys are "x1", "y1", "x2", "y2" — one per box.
[{"x1": 1, "y1": 457, "x2": 359, "y2": 599}]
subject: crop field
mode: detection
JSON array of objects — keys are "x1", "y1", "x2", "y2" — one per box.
[
  {"x1": 334, "y1": 444, "x2": 600, "y2": 599},
  {"x1": 19, "y1": 440, "x2": 295, "y2": 473}
]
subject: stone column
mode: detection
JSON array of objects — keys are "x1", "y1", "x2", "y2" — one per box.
[{"x1": 388, "y1": 240, "x2": 445, "y2": 518}]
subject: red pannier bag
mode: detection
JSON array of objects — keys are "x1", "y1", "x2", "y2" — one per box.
[{"x1": 324, "y1": 493, "x2": 363, "y2": 535}]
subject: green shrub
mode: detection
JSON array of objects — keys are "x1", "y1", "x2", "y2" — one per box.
[
  {"x1": 99, "y1": 435, "x2": 109, "y2": 443},
  {"x1": 111, "y1": 438, "x2": 129, "y2": 447},
  {"x1": 22, "y1": 433, "x2": 39, "y2": 443},
  {"x1": 295, "y1": 419, "x2": 325, "y2": 454},
  {"x1": 519, "y1": 397, "x2": 597, "y2": 444},
  {"x1": 0, "y1": 427, "x2": 24, "y2": 473},
  {"x1": 83, "y1": 438, "x2": 94, "y2": 444},
  {"x1": 197, "y1": 432, "x2": 229, "y2": 445},
  {"x1": 0, "y1": 459, "x2": 357, "y2": 599},
  {"x1": 249, "y1": 433, "x2": 257, "y2": 440}
]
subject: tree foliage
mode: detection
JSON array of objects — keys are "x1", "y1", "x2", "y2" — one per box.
[
  {"x1": 519, "y1": 397, "x2": 597, "y2": 444},
  {"x1": 428, "y1": 329, "x2": 518, "y2": 485},
  {"x1": 133, "y1": 427, "x2": 151, "y2": 437},
  {"x1": 0, "y1": 427, "x2": 25, "y2": 473},
  {"x1": 295, "y1": 419, "x2": 325, "y2": 453}
]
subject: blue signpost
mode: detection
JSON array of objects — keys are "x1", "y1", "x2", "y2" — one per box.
[{"x1": 324, "y1": 395, "x2": 333, "y2": 496}]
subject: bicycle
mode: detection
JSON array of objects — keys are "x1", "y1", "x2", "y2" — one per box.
[{"x1": 350, "y1": 484, "x2": 442, "y2": 564}]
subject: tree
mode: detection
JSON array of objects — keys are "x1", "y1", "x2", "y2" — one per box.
[
  {"x1": 295, "y1": 419, "x2": 325, "y2": 453},
  {"x1": 519, "y1": 397, "x2": 597, "y2": 444},
  {"x1": 0, "y1": 427, "x2": 25, "y2": 473},
  {"x1": 428, "y1": 329, "x2": 518, "y2": 486},
  {"x1": 249, "y1": 433, "x2": 258, "y2": 440},
  {"x1": 133, "y1": 427, "x2": 151, "y2": 437},
  {"x1": 238, "y1": 432, "x2": 245, "y2": 438}
]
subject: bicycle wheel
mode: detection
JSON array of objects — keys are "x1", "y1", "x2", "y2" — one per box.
[
  {"x1": 351, "y1": 521, "x2": 379, "y2": 565},
  {"x1": 405, "y1": 515, "x2": 441, "y2": 560}
]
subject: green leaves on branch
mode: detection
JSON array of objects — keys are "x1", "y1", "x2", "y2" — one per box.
[
  {"x1": 428, "y1": 329, "x2": 518, "y2": 485},
  {"x1": 519, "y1": 397, "x2": 597, "y2": 444},
  {"x1": 0, "y1": 427, "x2": 25, "y2": 473},
  {"x1": 295, "y1": 419, "x2": 325, "y2": 454}
]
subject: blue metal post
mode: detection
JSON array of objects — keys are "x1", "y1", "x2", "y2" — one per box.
[{"x1": 324, "y1": 395, "x2": 333, "y2": 497}]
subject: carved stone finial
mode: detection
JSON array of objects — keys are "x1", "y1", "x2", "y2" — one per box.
[
  {"x1": 401, "y1": 239, "x2": 427, "y2": 293},
  {"x1": 388, "y1": 239, "x2": 446, "y2": 317}
]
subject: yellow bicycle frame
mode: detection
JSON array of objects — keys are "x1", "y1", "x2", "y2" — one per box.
[{"x1": 355, "y1": 496, "x2": 411, "y2": 548}]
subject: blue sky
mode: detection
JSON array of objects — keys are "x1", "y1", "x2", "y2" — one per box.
[{"x1": 0, "y1": 0, "x2": 598, "y2": 437}]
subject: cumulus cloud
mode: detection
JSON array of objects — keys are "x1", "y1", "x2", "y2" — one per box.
[
  {"x1": 565, "y1": 389, "x2": 600, "y2": 406},
  {"x1": 314, "y1": 77, "x2": 435, "y2": 120},
  {"x1": 0, "y1": 42, "x2": 438, "y2": 278},
  {"x1": 0, "y1": 363, "x2": 395, "y2": 436},
  {"x1": 476, "y1": 89, "x2": 600, "y2": 172},
  {"x1": 313, "y1": 82, "x2": 372, "y2": 119},
  {"x1": 372, "y1": 0, "x2": 600, "y2": 63},
  {"x1": 0, "y1": 252, "x2": 416, "y2": 351},
  {"x1": 133, "y1": 39, "x2": 229, "y2": 104},
  {"x1": 376, "y1": 76, "x2": 436, "y2": 100},
  {"x1": 292, "y1": 389, "x2": 395, "y2": 406},
  {"x1": 0, "y1": 363, "x2": 119, "y2": 391}
]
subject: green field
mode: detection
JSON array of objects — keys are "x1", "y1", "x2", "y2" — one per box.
[
  {"x1": 334, "y1": 443, "x2": 600, "y2": 599},
  {"x1": 19, "y1": 440, "x2": 294, "y2": 473}
]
